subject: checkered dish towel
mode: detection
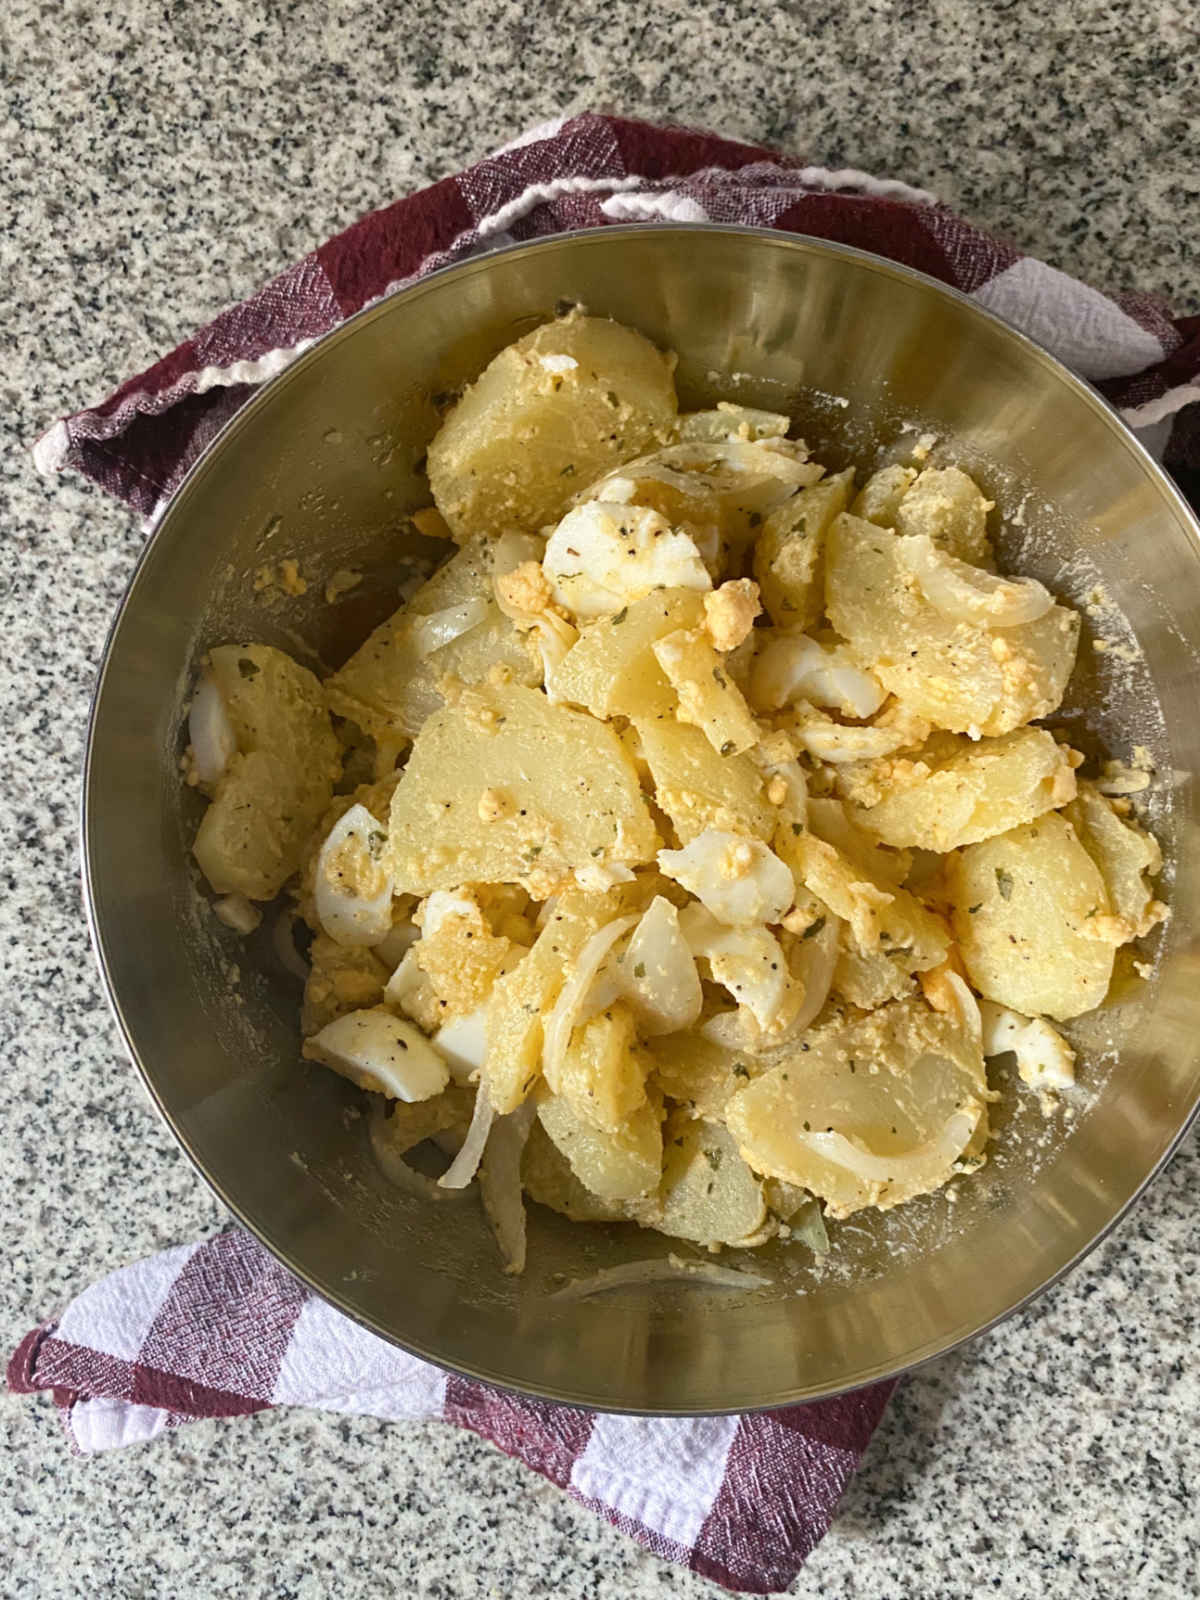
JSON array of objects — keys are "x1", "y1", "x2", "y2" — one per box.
[{"x1": 17, "y1": 114, "x2": 1200, "y2": 1595}]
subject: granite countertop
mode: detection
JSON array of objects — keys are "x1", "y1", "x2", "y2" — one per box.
[{"x1": 2, "y1": 4, "x2": 1197, "y2": 1596}]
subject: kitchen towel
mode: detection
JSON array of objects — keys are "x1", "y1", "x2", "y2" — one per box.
[
  {"x1": 17, "y1": 111, "x2": 1200, "y2": 1594},
  {"x1": 10, "y1": 1227, "x2": 894, "y2": 1595},
  {"x1": 32, "y1": 110, "x2": 1200, "y2": 521}
]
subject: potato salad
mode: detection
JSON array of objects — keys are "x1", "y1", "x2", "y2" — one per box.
[{"x1": 184, "y1": 313, "x2": 1167, "y2": 1278}]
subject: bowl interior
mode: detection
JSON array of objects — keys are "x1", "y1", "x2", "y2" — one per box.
[{"x1": 85, "y1": 227, "x2": 1200, "y2": 1411}]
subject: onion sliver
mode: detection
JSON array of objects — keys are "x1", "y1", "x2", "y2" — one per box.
[
  {"x1": 795, "y1": 1108, "x2": 979, "y2": 1186},
  {"x1": 897, "y1": 534, "x2": 1053, "y2": 628},
  {"x1": 787, "y1": 914, "x2": 841, "y2": 1034},
  {"x1": 542, "y1": 916, "x2": 638, "y2": 1083},
  {"x1": 273, "y1": 909, "x2": 311, "y2": 981},
  {"x1": 368, "y1": 1101, "x2": 475, "y2": 1202},
  {"x1": 479, "y1": 1100, "x2": 537, "y2": 1275},
  {"x1": 409, "y1": 596, "x2": 490, "y2": 656},
  {"x1": 188, "y1": 671, "x2": 236, "y2": 786},
  {"x1": 438, "y1": 1082, "x2": 496, "y2": 1189},
  {"x1": 548, "y1": 1255, "x2": 770, "y2": 1301}
]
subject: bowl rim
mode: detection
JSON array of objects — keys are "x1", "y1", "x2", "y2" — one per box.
[{"x1": 81, "y1": 222, "x2": 1200, "y2": 1414}]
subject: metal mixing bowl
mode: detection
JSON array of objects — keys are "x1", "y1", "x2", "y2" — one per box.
[{"x1": 83, "y1": 226, "x2": 1200, "y2": 1412}]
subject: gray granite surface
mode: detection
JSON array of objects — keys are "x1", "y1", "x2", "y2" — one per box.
[{"x1": 2, "y1": 3, "x2": 1198, "y2": 1597}]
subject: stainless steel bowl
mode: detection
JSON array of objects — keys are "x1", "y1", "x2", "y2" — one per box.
[{"x1": 84, "y1": 226, "x2": 1200, "y2": 1413}]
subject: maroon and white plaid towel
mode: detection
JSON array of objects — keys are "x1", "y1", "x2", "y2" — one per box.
[
  {"x1": 32, "y1": 111, "x2": 1200, "y2": 519},
  {"x1": 17, "y1": 112, "x2": 1200, "y2": 1592},
  {"x1": 9, "y1": 1229, "x2": 894, "y2": 1594}
]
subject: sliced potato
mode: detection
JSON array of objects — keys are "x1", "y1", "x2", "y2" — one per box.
[
  {"x1": 547, "y1": 1001, "x2": 648, "y2": 1134},
  {"x1": 849, "y1": 728, "x2": 1078, "y2": 852},
  {"x1": 326, "y1": 539, "x2": 539, "y2": 743},
  {"x1": 427, "y1": 315, "x2": 677, "y2": 539},
  {"x1": 676, "y1": 404, "x2": 790, "y2": 442},
  {"x1": 778, "y1": 828, "x2": 950, "y2": 971},
  {"x1": 482, "y1": 886, "x2": 626, "y2": 1114},
  {"x1": 825, "y1": 515, "x2": 1079, "y2": 735},
  {"x1": 549, "y1": 588, "x2": 706, "y2": 720},
  {"x1": 521, "y1": 1122, "x2": 654, "y2": 1223},
  {"x1": 895, "y1": 466, "x2": 993, "y2": 564},
  {"x1": 652, "y1": 628, "x2": 760, "y2": 756},
  {"x1": 833, "y1": 942, "x2": 916, "y2": 1009},
  {"x1": 194, "y1": 645, "x2": 339, "y2": 900},
  {"x1": 753, "y1": 468, "x2": 854, "y2": 629},
  {"x1": 636, "y1": 714, "x2": 774, "y2": 844},
  {"x1": 950, "y1": 814, "x2": 1116, "y2": 1020},
  {"x1": 645, "y1": 1031, "x2": 754, "y2": 1121},
  {"x1": 387, "y1": 683, "x2": 658, "y2": 895},
  {"x1": 1065, "y1": 782, "x2": 1166, "y2": 940},
  {"x1": 537, "y1": 1087, "x2": 663, "y2": 1201},
  {"x1": 726, "y1": 998, "x2": 990, "y2": 1218},
  {"x1": 655, "y1": 1112, "x2": 767, "y2": 1245},
  {"x1": 851, "y1": 464, "x2": 917, "y2": 527}
]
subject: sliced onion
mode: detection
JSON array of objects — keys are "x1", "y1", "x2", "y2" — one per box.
[
  {"x1": 541, "y1": 916, "x2": 639, "y2": 1083},
  {"x1": 750, "y1": 634, "x2": 886, "y2": 718},
  {"x1": 315, "y1": 804, "x2": 394, "y2": 948},
  {"x1": 788, "y1": 1198, "x2": 831, "y2": 1255},
  {"x1": 438, "y1": 1082, "x2": 496, "y2": 1188},
  {"x1": 787, "y1": 913, "x2": 841, "y2": 1033},
  {"x1": 532, "y1": 610, "x2": 579, "y2": 700},
  {"x1": 548, "y1": 1255, "x2": 771, "y2": 1301},
  {"x1": 368, "y1": 1100, "x2": 476, "y2": 1202},
  {"x1": 795, "y1": 1107, "x2": 979, "y2": 1185},
  {"x1": 617, "y1": 896, "x2": 702, "y2": 1035},
  {"x1": 897, "y1": 534, "x2": 1053, "y2": 628},
  {"x1": 942, "y1": 972, "x2": 982, "y2": 1046},
  {"x1": 479, "y1": 1100, "x2": 537, "y2": 1274},
  {"x1": 188, "y1": 671, "x2": 237, "y2": 786},
  {"x1": 408, "y1": 596, "x2": 490, "y2": 656},
  {"x1": 492, "y1": 530, "x2": 545, "y2": 575},
  {"x1": 273, "y1": 909, "x2": 311, "y2": 980}
]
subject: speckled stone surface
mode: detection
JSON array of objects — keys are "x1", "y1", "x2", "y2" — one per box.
[{"x1": 2, "y1": 5, "x2": 1197, "y2": 1597}]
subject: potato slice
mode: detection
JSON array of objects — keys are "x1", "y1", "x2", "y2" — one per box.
[
  {"x1": 726, "y1": 998, "x2": 990, "y2": 1218},
  {"x1": 655, "y1": 1112, "x2": 767, "y2": 1246},
  {"x1": 645, "y1": 1031, "x2": 754, "y2": 1121},
  {"x1": 1065, "y1": 782, "x2": 1166, "y2": 940},
  {"x1": 427, "y1": 315, "x2": 677, "y2": 539},
  {"x1": 895, "y1": 466, "x2": 993, "y2": 564},
  {"x1": 848, "y1": 728, "x2": 1078, "y2": 852},
  {"x1": 635, "y1": 715, "x2": 774, "y2": 844},
  {"x1": 825, "y1": 515, "x2": 1079, "y2": 735},
  {"x1": 537, "y1": 1087, "x2": 663, "y2": 1201},
  {"x1": 482, "y1": 886, "x2": 626, "y2": 1114},
  {"x1": 547, "y1": 1001, "x2": 649, "y2": 1134},
  {"x1": 194, "y1": 645, "x2": 340, "y2": 900},
  {"x1": 753, "y1": 468, "x2": 854, "y2": 629},
  {"x1": 652, "y1": 628, "x2": 760, "y2": 755},
  {"x1": 521, "y1": 1122, "x2": 654, "y2": 1223},
  {"x1": 777, "y1": 828, "x2": 949, "y2": 971},
  {"x1": 549, "y1": 588, "x2": 705, "y2": 720},
  {"x1": 387, "y1": 683, "x2": 658, "y2": 895},
  {"x1": 950, "y1": 814, "x2": 1116, "y2": 1020},
  {"x1": 851, "y1": 464, "x2": 917, "y2": 527},
  {"x1": 326, "y1": 538, "x2": 539, "y2": 743}
]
